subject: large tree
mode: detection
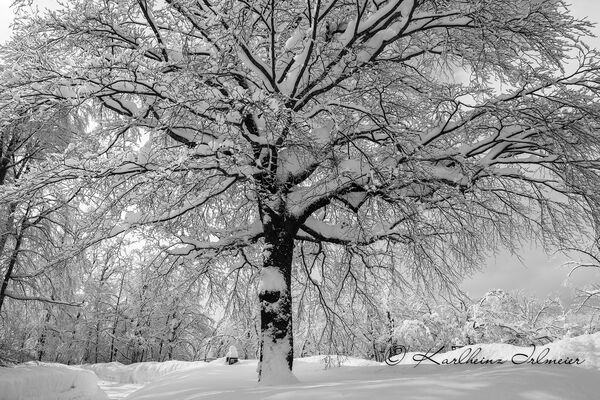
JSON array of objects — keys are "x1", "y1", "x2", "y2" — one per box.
[
  {"x1": 5, "y1": 0, "x2": 600, "y2": 383},
  {"x1": 0, "y1": 66, "x2": 84, "y2": 314}
]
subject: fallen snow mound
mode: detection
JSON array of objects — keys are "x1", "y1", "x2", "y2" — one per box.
[
  {"x1": 0, "y1": 362, "x2": 108, "y2": 400},
  {"x1": 81, "y1": 360, "x2": 209, "y2": 384}
]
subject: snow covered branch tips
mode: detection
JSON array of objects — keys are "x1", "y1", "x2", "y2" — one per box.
[{"x1": 4, "y1": 0, "x2": 600, "y2": 383}]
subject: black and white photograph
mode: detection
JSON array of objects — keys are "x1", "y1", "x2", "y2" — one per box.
[{"x1": 1, "y1": 0, "x2": 600, "y2": 398}]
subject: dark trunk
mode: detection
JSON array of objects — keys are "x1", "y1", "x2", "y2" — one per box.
[
  {"x1": 257, "y1": 216, "x2": 297, "y2": 384},
  {"x1": 37, "y1": 310, "x2": 52, "y2": 361},
  {"x1": 109, "y1": 272, "x2": 125, "y2": 362},
  {"x1": 94, "y1": 320, "x2": 101, "y2": 364},
  {"x1": 0, "y1": 228, "x2": 23, "y2": 314},
  {"x1": 0, "y1": 202, "x2": 17, "y2": 268}
]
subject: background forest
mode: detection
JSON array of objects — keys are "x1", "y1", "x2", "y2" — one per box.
[{"x1": 1, "y1": 242, "x2": 598, "y2": 365}]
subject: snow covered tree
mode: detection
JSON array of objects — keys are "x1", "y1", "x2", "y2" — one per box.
[
  {"x1": 0, "y1": 97, "x2": 76, "y2": 313},
  {"x1": 5, "y1": 0, "x2": 600, "y2": 382},
  {"x1": 467, "y1": 289, "x2": 564, "y2": 345},
  {"x1": 0, "y1": 68, "x2": 94, "y2": 365},
  {"x1": 567, "y1": 242, "x2": 600, "y2": 315},
  {"x1": 393, "y1": 319, "x2": 433, "y2": 351}
]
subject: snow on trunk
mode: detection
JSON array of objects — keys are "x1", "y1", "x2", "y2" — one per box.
[
  {"x1": 258, "y1": 267, "x2": 287, "y2": 293},
  {"x1": 257, "y1": 232, "x2": 298, "y2": 385},
  {"x1": 258, "y1": 330, "x2": 297, "y2": 385}
]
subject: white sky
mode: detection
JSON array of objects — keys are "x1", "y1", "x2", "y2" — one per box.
[{"x1": 1, "y1": 1, "x2": 600, "y2": 301}]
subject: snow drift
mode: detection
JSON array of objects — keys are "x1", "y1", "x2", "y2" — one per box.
[
  {"x1": 124, "y1": 333, "x2": 600, "y2": 400},
  {"x1": 81, "y1": 360, "x2": 210, "y2": 384},
  {"x1": 0, "y1": 362, "x2": 107, "y2": 400},
  {"x1": 3, "y1": 333, "x2": 599, "y2": 400},
  {"x1": 83, "y1": 355, "x2": 380, "y2": 386}
]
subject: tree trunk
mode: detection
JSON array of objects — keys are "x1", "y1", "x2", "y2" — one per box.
[
  {"x1": 37, "y1": 309, "x2": 52, "y2": 361},
  {"x1": 0, "y1": 202, "x2": 17, "y2": 267},
  {"x1": 257, "y1": 218, "x2": 298, "y2": 384},
  {"x1": 0, "y1": 228, "x2": 23, "y2": 314},
  {"x1": 109, "y1": 272, "x2": 125, "y2": 362},
  {"x1": 94, "y1": 319, "x2": 101, "y2": 364},
  {"x1": 166, "y1": 311, "x2": 180, "y2": 361}
]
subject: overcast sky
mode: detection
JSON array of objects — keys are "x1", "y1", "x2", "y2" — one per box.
[{"x1": 1, "y1": 0, "x2": 600, "y2": 301}]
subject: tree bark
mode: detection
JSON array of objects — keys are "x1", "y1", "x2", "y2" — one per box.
[
  {"x1": 257, "y1": 216, "x2": 298, "y2": 384},
  {"x1": 37, "y1": 309, "x2": 52, "y2": 361},
  {"x1": 0, "y1": 227, "x2": 23, "y2": 314},
  {"x1": 109, "y1": 272, "x2": 125, "y2": 362}
]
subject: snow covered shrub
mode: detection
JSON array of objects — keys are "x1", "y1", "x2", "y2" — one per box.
[
  {"x1": 321, "y1": 354, "x2": 348, "y2": 369},
  {"x1": 468, "y1": 289, "x2": 565, "y2": 346},
  {"x1": 393, "y1": 320, "x2": 435, "y2": 351}
]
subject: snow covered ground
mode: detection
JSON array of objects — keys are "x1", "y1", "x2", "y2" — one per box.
[
  {"x1": 97, "y1": 381, "x2": 142, "y2": 400},
  {"x1": 81, "y1": 360, "x2": 208, "y2": 384},
  {"x1": 0, "y1": 362, "x2": 107, "y2": 400},
  {"x1": 125, "y1": 360, "x2": 599, "y2": 400},
  {"x1": 2, "y1": 333, "x2": 600, "y2": 399}
]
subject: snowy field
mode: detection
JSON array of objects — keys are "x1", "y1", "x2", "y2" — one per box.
[
  {"x1": 0, "y1": 363, "x2": 108, "y2": 400},
  {"x1": 2, "y1": 333, "x2": 600, "y2": 400}
]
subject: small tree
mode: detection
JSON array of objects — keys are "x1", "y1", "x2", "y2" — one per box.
[
  {"x1": 393, "y1": 319, "x2": 434, "y2": 351},
  {"x1": 567, "y1": 241, "x2": 600, "y2": 314}
]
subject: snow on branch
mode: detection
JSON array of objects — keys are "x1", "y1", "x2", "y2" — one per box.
[
  {"x1": 108, "y1": 176, "x2": 239, "y2": 237},
  {"x1": 167, "y1": 220, "x2": 264, "y2": 255},
  {"x1": 3, "y1": 291, "x2": 83, "y2": 307},
  {"x1": 299, "y1": 216, "x2": 409, "y2": 246},
  {"x1": 288, "y1": 172, "x2": 370, "y2": 220}
]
